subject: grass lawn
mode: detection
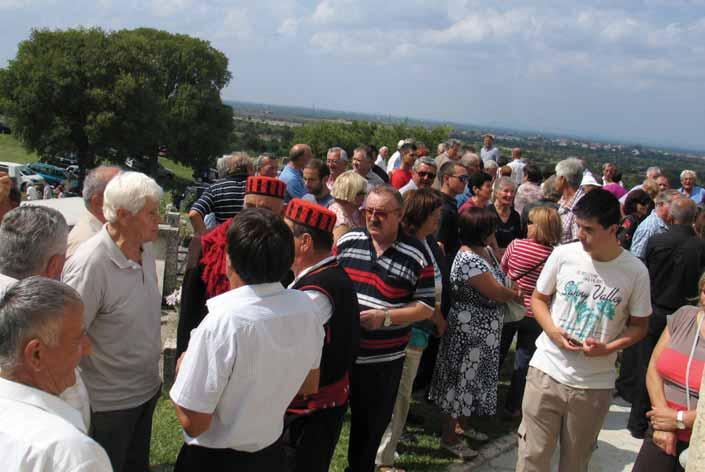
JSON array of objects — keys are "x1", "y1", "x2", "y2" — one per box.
[
  {"x1": 150, "y1": 352, "x2": 521, "y2": 471},
  {"x1": 0, "y1": 134, "x2": 38, "y2": 164}
]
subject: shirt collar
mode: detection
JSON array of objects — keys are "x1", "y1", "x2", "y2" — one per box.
[
  {"x1": 206, "y1": 282, "x2": 285, "y2": 314},
  {"x1": 288, "y1": 256, "x2": 336, "y2": 288},
  {"x1": 0, "y1": 377, "x2": 87, "y2": 433},
  {"x1": 98, "y1": 226, "x2": 143, "y2": 270}
]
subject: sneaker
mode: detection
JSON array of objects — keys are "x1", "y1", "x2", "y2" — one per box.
[
  {"x1": 440, "y1": 440, "x2": 479, "y2": 459},
  {"x1": 461, "y1": 427, "x2": 489, "y2": 442}
]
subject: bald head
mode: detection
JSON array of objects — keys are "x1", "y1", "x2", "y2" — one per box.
[
  {"x1": 289, "y1": 144, "x2": 313, "y2": 170},
  {"x1": 670, "y1": 197, "x2": 697, "y2": 225},
  {"x1": 83, "y1": 166, "x2": 121, "y2": 222},
  {"x1": 512, "y1": 148, "x2": 522, "y2": 160}
]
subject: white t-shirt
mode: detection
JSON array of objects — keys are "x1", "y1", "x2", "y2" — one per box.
[
  {"x1": 508, "y1": 159, "x2": 526, "y2": 187},
  {"x1": 531, "y1": 242, "x2": 652, "y2": 389},
  {"x1": 170, "y1": 282, "x2": 324, "y2": 452}
]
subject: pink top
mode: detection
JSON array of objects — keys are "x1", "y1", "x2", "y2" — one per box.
[
  {"x1": 603, "y1": 183, "x2": 627, "y2": 199},
  {"x1": 329, "y1": 201, "x2": 363, "y2": 229}
]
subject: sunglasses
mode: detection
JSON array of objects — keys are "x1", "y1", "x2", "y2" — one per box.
[
  {"x1": 364, "y1": 207, "x2": 400, "y2": 219},
  {"x1": 451, "y1": 174, "x2": 469, "y2": 183},
  {"x1": 417, "y1": 171, "x2": 436, "y2": 179}
]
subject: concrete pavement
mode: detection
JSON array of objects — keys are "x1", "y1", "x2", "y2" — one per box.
[{"x1": 450, "y1": 399, "x2": 643, "y2": 472}]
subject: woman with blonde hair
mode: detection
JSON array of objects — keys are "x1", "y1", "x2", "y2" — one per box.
[
  {"x1": 499, "y1": 206, "x2": 562, "y2": 418},
  {"x1": 329, "y1": 170, "x2": 367, "y2": 243}
]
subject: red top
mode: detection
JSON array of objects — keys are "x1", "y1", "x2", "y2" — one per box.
[
  {"x1": 500, "y1": 239, "x2": 553, "y2": 317},
  {"x1": 390, "y1": 169, "x2": 412, "y2": 189}
]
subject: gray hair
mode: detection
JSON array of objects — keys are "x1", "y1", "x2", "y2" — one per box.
[
  {"x1": 555, "y1": 158, "x2": 584, "y2": 189},
  {"x1": 222, "y1": 152, "x2": 253, "y2": 176},
  {"x1": 82, "y1": 166, "x2": 121, "y2": 209},
  {"x1": 446, "y1": 139, "x2": 461, "y2": 148},
  {"x1": 0, "y1": 277, "x2": 82, "y2": 373},
  {"x1": 461, "y1": 152, "x2": 481, "y2": 169},
  {"x1": 646, "y1": 167, "x2": 661, "y2": 178},
  {"x1": 0, "y1": 207, "x2": 68, "y2": 279},
  {"x1": 654, "y1": 189, "x2": 682, "y2": 205},
  {"x1": 327, "y1": 147, "x2": 348, "y2": 162},
  {"x1": 484, "y1": 160, "x2": 499, "y2": 170},
  {"x1": 437, "y1": 143, "x2": 447, "y2": 155},
  {"x1": 103, "y1": 172, "x2": 163, "y2": 223},
  {"x1": 253, "y1": 154, "x2": 277, "y2": 173},
  {"x1": 681, "y1": 169, "x2": 697, "y2": 181},
  {"x1": 413, "y1": 156, "x2": 437, "y2": 172},
  {"x1": 541, "y1": 176, "x2": 562, "y2": 202},
  {"x1": 367, "y1": 184, "x2": 403, "y2": 209},
  {"x1": 494, "y1": 176, "x2": 516, "y2": 193},
  {"x1": 670, "y1": 197, "x2": 697, "y2": 225}
]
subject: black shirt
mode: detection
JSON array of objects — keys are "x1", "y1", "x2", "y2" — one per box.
[
  {"x1": 491, "y1": 205, "x2": 524, "y2": 248},
  {"x1": 645, "y1": 224, "x2": 705, "y2": 316},
  {"x1": 437, "y1": 192, "x2": 460, "y2": 268}
]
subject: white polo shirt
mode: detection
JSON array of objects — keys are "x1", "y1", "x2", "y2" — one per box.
[
  {"x1": 62, "y1": 226, "x2": 162, "y2": 412},
  {"x1": 0, "y1": 377, "x2": 112, "y2": 472},
  {"x1": 170, "y1": 282, "x2": 324, "y2": 452}
]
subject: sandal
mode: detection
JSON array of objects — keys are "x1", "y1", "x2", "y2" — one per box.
[
  {"x1": 440, "y1": 440, "x2": 479, "y2": 459},
  {"x1": 461, "y1": 426, "x2": 488, "y2": 442}
]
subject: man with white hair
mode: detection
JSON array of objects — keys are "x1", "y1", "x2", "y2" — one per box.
[
  {"x1": 630, "y1": 190, "x2": 682, "y2": 260},
  {"x1": 554, "y1": 157, "x2": 585, "y2": 243},
  {"x1": 399, "y1": 157, "x2": 437, "y2": 195},
  {"x1": 63, "y1": 171, "x2": 164, "y2": 472},
  {"x1": 189, "y1": 152, "x2": 253, "y2": 235},
  {"x1": 679, "y1": 169, "x2": 705, "y2": 204},
  {"x1": 619, "y1": 166, "x2": 662, "y2": 205},
  {"x1": 67, "y1": 166, "x2": 120, "y2": 258},
  {"x1": 353, "y1": 146, "x2": 385, "y2": 189},
  {"x1": 375, "y1": 146, "x2": 390, "y2": 168},
  {"x1": 254, "y1": 154, "x2": 279, "y2": 177},
  {"x1": 0, "y1": 277, "x2": 112, "y2": 472},
  {"x1": 326, "y1": 147, "x2": 349, "y2": 191}
]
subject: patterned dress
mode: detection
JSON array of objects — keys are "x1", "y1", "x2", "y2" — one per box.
[{"x1": 430, "y1": 248, "x2": 506, "y2": 418}]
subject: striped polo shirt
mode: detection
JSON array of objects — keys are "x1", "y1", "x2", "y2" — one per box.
[
  {"x1": 336, "y1": 229, "x2": 435, "y2": 364},
  {"x1": 500, "y1": 238, "x2": 554, "y2": 317},
  {"x1": 190, "y1": 175, "x2": 248, "y2": 224}
]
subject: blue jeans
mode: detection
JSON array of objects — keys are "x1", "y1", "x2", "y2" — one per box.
[{"x1": 499, "y1": 317, "x2": 543, "y2": 413}]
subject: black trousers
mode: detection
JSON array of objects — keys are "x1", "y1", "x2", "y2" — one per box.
[
  {"x1": 346, "y1": 358, "x2": 404, "y2": 472},
  {"x1": 499, "y1": 317, "x2": 544, "y2": 413},
  {"x1": 174, "y1": 440, "x2": 285, "y2": 472},
  {"x1": 284, "y1": 404, "x2": 347, "y2": 472},
  {"x1": 632, "y1": 428, "x2": 688, "y2": 472},
  {"x1": 90, "y1": 391, "x2": 160, "y2": 472},
  {"x1": 615, "y1": 344, "x2": 639, "y2": 402},
  {"x1": 627, "y1": 314, "x2": 668, "y2": 436},
  {"x1": 414, "y1": 335, "x2": 440, "y2": 392}
]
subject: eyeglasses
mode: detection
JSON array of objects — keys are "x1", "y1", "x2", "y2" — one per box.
[
  {"x1": 417, "y1": 171, "x2": 436, "y2": 179},
  {"x1": 364, "y1": 207, "x2": 400, "y2": 219},
  {"x1": 451, "y1": 174, "x2": 469, "y2": 183}
]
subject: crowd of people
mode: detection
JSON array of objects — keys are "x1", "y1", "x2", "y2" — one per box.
[{"x1": 0, "y1": 134, "x2": 704, "y2": 472}]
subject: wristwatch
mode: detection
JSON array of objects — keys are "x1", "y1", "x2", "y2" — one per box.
[
  {"x1": 383, "y1": 309, "x2": 392, "y2": 327},
  {"x1": 676, "y1": 411, "x2": 686, "y2": 430}
]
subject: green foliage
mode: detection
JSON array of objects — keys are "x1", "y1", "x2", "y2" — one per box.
[{"x1": 0, "y1": 27, "x2": 233, "y2": 171}]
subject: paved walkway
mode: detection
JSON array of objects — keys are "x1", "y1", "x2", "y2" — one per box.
[{"x1": 459, "y1": 399, "x2": 642, "y2": 471}]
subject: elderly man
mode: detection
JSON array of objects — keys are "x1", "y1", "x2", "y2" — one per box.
[
  {"x1": 554, "y1": 157, "x2": 585, "y2": 243},
  {"x1": 67, "y1": 166, "x2": 120, "y2": 257},
  {"x1": 514, "y1": 164, "x2": 543, "y2": 215},
  {"x1": 508, "y1": 148, "x2": 526, "y2": 187},
  {"x1": 63, "y1": 171, "x2": 164, "y2": 472},
  {"x1": 336, "y1": 185, "x2": 435, "y2": 472},
  {"x1": 390, "y1": 142, "x2": 418, "y2": 189},
  {"x1": 480, "y1": 134, "x2": 500, "y2": 162},
  {"x1": 281, "y1": 144, "x2": 313, "y2": 203},
  {"x1": 326, "y1": 147, "x2": 349, "y2": 190},
  {"x1": 630, "y1": 189, "x2": 682, "y2": 259},
  {"x1": 0, "y1": 277, "x2": 112, "y2": 471},
  {"x1": 176, "y1": 176, "x2": 287, "y2": 356},
  {"x1": 303, "y1": 159, "x2": 334, "y2": 207},
  {"x1": 189, "y1": 152, "x2": 253, "y2": 235},
  {"x1": 170, "y1": 208, "x2": 324, "y2": 470},
  {"x1": 619, "y1": 166, "x2": 662, "y2": 205},
  {"x1": 353, "y1": 146, "x2": 385, "y2": 189},
  {"x1": 254, "y1": 153, "x2": 279, "y2": 177},
  {"x1": 679, "y1": 169, "x2": 705, "y2": 204},
  {"x1": 400, "y1": 157, "x2": 437, "y2": 195},
  {"x1": 283, "y1": 198, "x2": 360, "y2": 472},
  {"x1": 375, "y1": 146, "x2": 390, "y2": 168}
]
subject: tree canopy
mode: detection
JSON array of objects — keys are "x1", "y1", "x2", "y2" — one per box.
[{"x1": 0, "y1": 27, "x2": 233, "y2": 171}]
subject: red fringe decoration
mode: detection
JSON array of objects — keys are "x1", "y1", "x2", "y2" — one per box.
[{"x1": 200, "y1": 219, "x2": 232, "y2": 299}]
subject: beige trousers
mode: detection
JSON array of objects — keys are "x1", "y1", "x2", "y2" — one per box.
[
  {"x1": 515, "y1": 367, "x2": 612, "y2": 472},
  {"x1": 375, "y1": 346, "x2": 424, "y2": 466}
]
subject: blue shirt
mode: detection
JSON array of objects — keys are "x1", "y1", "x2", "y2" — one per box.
[
  {"x1": 279, "y1": 165, "x2": 306, "y2": 203},
  {"x1": 630, "y1": 210, "x2": 668, "y2": 259},
  {"x1": 679, "y1": 186, "x2": 705, "y2": 204}
]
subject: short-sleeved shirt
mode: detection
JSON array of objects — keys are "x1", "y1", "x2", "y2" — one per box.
[
  {"x1": 531, "y1": 242, "x2": 652, "y2": 389},
  {"x1": 170, "y1": 283, "x2": 324, "y2": 452},
  {"x1": 191, "y1": 175, "x2": 248, "y2": 224},
  {"x1": 508, "y1": 160, "x2": 526, "y2": 187},
  {"x1": 62, "y1": 226, "x2": 162, "y2": 411},
  {"x1": 491, "y1": 205, "x2": 523, "y2": 249},
  {"x1": 656, "y1": 305, "x2": 705, "y2": 441},
  {"x1": 500, "y1": 238, "x2": 553, "y2": 317},
  {"x1": 0, "y1": 377, "x2": 112, "y2": 472},
  {"x1": 481, "y1": 146, "x2": 500, "y2": 162},
  {"x1": 66, "y1": 211, "x2": 103, "y2": 258},
  {"x1": 336, "y1": 229, "x2": 435, "y2": 364},
  {"x1": 630, "y1": 210, "x2": 668, "y2": 259},
  {"x1": 557, "y1": 187, "x2": 585, "y2": 244},
  {"x1": 680, "y1": 186, "x2": 705, "y2": 204},
  {"x1": 390, "y1": 168, "x2": 412, "y2": 189},
  {"x1": 280, "y1": 166, "x2": 306, "y2": 203},
  {"x1": 514, "y1": 182, "x2": 542, "y2": 216}
]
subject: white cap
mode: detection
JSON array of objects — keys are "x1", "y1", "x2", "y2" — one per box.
[
  {"x1": 580, "y1": 172, "x2": 602, "y2": 187},
  {"x1": 397, "y1": 139, "x2": 405, "y2": 149}
]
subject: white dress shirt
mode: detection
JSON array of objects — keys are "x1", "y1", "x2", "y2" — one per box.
[
  {"x1": 170, "y1": 282, "x2": 325, "y2": 452},
  {"x1": 0, "y1": 377, "x2": 112, "y2": 472}
]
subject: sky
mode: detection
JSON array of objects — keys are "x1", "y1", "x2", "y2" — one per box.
[{"x1": 1, "y1": 0, "x2": 705, "y2": 150}]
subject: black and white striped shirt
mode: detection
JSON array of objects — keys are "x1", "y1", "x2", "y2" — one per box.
[{"x1": 190, "y1": 176, "x2": 248, "y2": 224}]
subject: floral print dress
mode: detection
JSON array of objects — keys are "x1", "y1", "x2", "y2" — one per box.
[{"x1": 430, "y1": 248, "x2": 506, "y2": 418}]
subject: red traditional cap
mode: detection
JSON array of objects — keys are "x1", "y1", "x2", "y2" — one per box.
[
  {"x1": 246, "y1": 176, "x2": 286, "y2": 199},
  {"x1": 285, "y1": 198, "x2": 337, "y2": 233}
]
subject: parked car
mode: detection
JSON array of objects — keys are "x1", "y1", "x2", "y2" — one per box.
[
  {"x1": 125, "y1": 157, "x2": 175, "y2": 180},
  {"x1": 0, "y1": 161, "x2": 44, "y2": 192},
  {"x1": 27, "y1": 162, "x2": 77, "y2": 187}
]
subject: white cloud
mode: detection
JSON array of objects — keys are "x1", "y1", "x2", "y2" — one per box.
[
  {"x1": 0, "y1": 0, "x2": 32, "y2": 9},
  {"x1": 150, "y1": 0, "x2": 192, "y2": 17},
  {"x1": 277, "y1": 18, "x2": 298, "y2": 36},
  {"x1": 220, "y1": 8, "x2": 253, "y2": 41}
]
